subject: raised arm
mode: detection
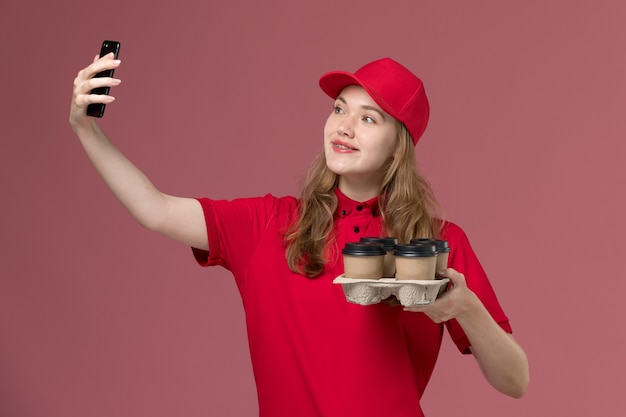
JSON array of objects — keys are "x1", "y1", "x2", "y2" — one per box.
[{"x1": 69, "y1": 54, "x2": 208, "y2": 250}]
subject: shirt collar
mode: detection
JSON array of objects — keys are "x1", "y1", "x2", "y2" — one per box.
[{"x1": 334, "y1": 187, "x2": 380, "y2": 218}]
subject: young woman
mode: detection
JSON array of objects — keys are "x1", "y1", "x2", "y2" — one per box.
[{"x1": 70, "y1": 55, "x2": 529, "y2": 417}]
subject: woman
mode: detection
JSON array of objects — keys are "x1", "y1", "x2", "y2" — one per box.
[{"x1": 70, "y1": 55, "x2": 529, "y2": 417}]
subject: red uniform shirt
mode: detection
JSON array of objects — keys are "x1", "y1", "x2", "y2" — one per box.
[{"x1": 192, "y1": 189, "x2": 511, "y2": 417}]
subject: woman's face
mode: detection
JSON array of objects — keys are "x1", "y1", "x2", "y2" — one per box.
[{"x1": 324, "y1": 85, "x2": 399, "y2": 186}]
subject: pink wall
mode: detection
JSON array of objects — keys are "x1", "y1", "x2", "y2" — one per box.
[{"x1": 1, "y1": 0, "x2": 625, "y2": 415}]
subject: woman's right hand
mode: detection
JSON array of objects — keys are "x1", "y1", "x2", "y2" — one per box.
[{"x1": 69, "y1": 53, "x2": 121, "y2": 131}]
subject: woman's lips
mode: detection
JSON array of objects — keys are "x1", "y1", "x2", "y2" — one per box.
[{"x1": 331, "y1": 139, "x2": 358, "y2": 152}]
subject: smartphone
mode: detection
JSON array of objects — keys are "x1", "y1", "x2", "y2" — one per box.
[{"x1": 87, "y1": 40, "x2": 121, "y2": 118}]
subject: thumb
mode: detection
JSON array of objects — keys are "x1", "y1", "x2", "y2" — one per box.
[{"x1": 440, "y1": 267, "x2": 466, "y2": 288}]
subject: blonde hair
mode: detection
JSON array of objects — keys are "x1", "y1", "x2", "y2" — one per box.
[{"x1": 284, "y1": 123, "x2": 442, "y2": 278}]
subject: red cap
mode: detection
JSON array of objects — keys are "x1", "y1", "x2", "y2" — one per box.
[{"x1": 319, "y1": 58, "x2": 430, "y2": 145}]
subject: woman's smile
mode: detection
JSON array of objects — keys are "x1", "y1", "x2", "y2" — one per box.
[{"x1": 331, "y1": 139, "x2": 359, "y2": 152}]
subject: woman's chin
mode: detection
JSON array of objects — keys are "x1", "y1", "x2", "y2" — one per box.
[{"x1": 325, "y1": 161, "x2": 350, "y2": 177}]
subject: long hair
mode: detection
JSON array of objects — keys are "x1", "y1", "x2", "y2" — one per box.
[{"x1": 284, "y1": 123, "x2": 442, "y2": 278}]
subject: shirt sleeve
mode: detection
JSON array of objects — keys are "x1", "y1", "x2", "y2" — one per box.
[
  {"x1": 191, "y1": 197, "x2": 226, "y2": 268},
  {"x1": 441, "y1": 222, "x2": 513, "y2": 354},
  {"x1": 190, "y1": 194, "x2": 295, "y2": 277}
]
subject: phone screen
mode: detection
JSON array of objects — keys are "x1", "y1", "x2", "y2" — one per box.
[{"x1": 87, "y1": 40, "x2": 121, "y2": 118}]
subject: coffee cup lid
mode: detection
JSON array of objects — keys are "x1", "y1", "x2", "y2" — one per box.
[
  {"x1": 342, "y1": 242, "x2": 386, "y2": 256},
  {"x1": 359, "y1": 236, "x2": 398, "y2": 250},
  {"x1": 409, "y1": 238, "x2": 450, "y2": 253},
  {"x1": 394, "y1": 243, "x2": 437, "y2": 257}
]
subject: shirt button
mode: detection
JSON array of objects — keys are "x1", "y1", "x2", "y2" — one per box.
[
  {"x1": 356, "y1": 205, "x2": 363, "y2": 211},
  {"x1": 353, "y1": 227, "x2": 360, "y2": 233},
  {"x1": 372, "y1": 209, "x2": 378, "y2": 216},
  {"x1": 341, "y1": 210, "x2": 346, "y2": 216}
]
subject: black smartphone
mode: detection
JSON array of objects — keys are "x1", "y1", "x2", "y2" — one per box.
[{"x1": 86, "y1": 40, "x2": 121, "y2": 118}]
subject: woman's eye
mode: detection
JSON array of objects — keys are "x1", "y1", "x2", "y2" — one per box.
[
  {"x1": 333, "y1": 106, "x2": 344, "y2": 114},
  {"x1": 363, "y1": 116, "x2": 375, "y2": 123}
]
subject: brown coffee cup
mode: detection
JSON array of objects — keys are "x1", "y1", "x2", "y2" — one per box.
[
  {"x1": 342, "y1": 242, "x2": 386, "y2": 279},
  {"x1": 410, "y1": 238, "x2": 450, "y2": 275},
  {"x1": 360, "y1": 237, "x2": 398, "y2": 278},
  {"x1": 394, "y1": 243, "x2": 437, "y2": 280}
]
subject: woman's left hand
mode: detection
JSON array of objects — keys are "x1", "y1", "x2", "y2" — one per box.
[{"x1": 403, "y1": 268, "x2": 480, "y2": 322}]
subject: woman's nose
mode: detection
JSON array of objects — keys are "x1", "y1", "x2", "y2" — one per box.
[{"x1": 337, "y1": 120, "x2": 354, "y2": 137}]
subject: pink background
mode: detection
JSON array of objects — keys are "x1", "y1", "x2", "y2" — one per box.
[{"x1": 1, "y1": 0, "x2": 625, "y2": 415}]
